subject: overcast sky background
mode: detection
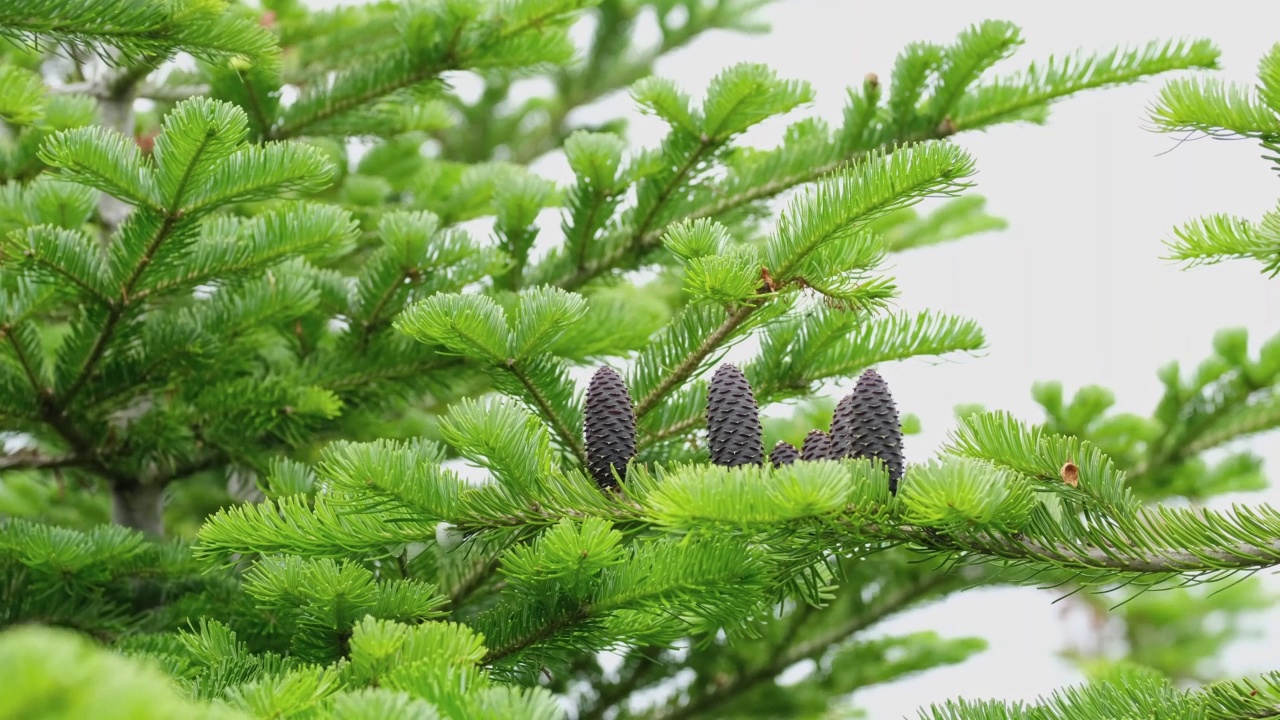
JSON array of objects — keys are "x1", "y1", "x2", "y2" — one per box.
[{"x1": 317, "y1": 0, "x2": 1280, "y2": 715}]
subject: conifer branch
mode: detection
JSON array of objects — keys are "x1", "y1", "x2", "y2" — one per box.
[
  {"x1": 559, "y1": 139, "x2": 720, "y2": 291},
  {"x1": 634, "y1": 146, "x2": 970, "y2": 425},
  {"x1": 316, "y1": 357, "x2": 462, "y2": 392},
  {"x1": 504, "y1": 490, "x2": 1280, "y2": 580},
  {"x1": 554, "y1": 40, "x2": 1215, "y2": 291},
  {"x1": 358, "y1": 271, "x2": 415, "y2": 343},
  {"x1": 686, "y1": 494, "x2": 1280, "y2": 577},
  {"x1": 16, "y1": 256, "x2": 114, "y2": 307},
  {"x1": 270, "y1": 54, "x2": 457, "y2": 140},
  {"x1": 656, "y1": 571, "x2": 955, "y2": 720},
  {"x1": 228, "y1": 69, "x2": 271, "y2": 141},
  {"x1": 634, "y1": 138, "x2": 716, "y2": 241},
  {"x1": 895, "y1": 523, "x2": 1280, "y2": 576},
  {"x1": 61, "y1": 212, "x2": 179, "y2": 406},
  {"x1": 559, "y1": 137, "x2": 936, "y2": 291},
  {"x1": 36, "y1": 398, "x2": 129, "y2": 485},
  {"x1": 573, "y1": 191, "x2": 610, "y2": 274},
  {"x1": 442, "y1": 0, "x2": 774, "y2": 164},
  {"x1": 1183, "y1": 392, "x2": 1280, "y2": 457},
  {"x1": 3, "y1": 326, "x2": 45, "y2": 393},
  {"x1": 639, "y1": 311, "x2": 984, "y2": 453},
  {"x1": 202, "y1": 459, "x2": 1280, "y2": 587},
  {"x1": 953, "y1": 38, "x2": 1220, "y2": 131},
  {"x1": 1126, "y1": 369, "x2": 1270, "y2": 484},
  {"x1": 448, "y1": 556, "x2": 502, "y2": 609},
  {"x1": 633, "y1": 305, "x2": 753, "y2": 419},
  {"x1": 638, "y1": 415, "x2": 702, "y2": 447},
  {"x1": 506, "y1": 361, "x2": 588, "y2": 466},
  {"x1": 272, "y1": 2, "x2": 581, "y2": 140},
  {"x1": 482, "y1": 606, "x2": 588, "y2": 665},
  {"x1": 0, "y1": 0, "x2": 280, "y2": 70}
]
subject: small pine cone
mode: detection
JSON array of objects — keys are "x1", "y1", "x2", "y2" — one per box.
[
  {"x1": 845, "y1": 368, "x2": 905, "y2": 492},
  {"x1": 583, "y1": 366, "x2": 637, "y2": 488},
  {"x1": 800, "y1": 430, "x2": 833, "y2": 461},
  {"x1": 770, "y1": 441, "x2": 799, "y2": 467},
  {"x1": 706, "y1": 364, "x2": 764, "y2": 467}
]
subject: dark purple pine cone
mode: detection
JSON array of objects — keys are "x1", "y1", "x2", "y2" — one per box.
[
  {"x1": 800, "y1": 430, "x2": 833, "y2": 461},
  {"x1": 844, "y1": 368, "x2": 905, "y2": 492},
  {"x1": 583, "y1": 366, "x2": 637, "y2": 488},
  {"x1": 828, "y1": 392, "x2": 859, "y2": 459},
  {"x1": 770, "y1": 441, "x2": 799, "y2": 467},
  {"x1": 706, "y1": 364, "x2": 764, "y2": 467}
]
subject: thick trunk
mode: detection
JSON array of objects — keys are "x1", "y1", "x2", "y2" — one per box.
[{"x1": 110, "y1": 482, "x2": 166, "y2": 536}]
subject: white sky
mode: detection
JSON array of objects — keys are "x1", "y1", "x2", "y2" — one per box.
[{"x1": 321, "y1": 0, "x2": 1280, "y2": 715}]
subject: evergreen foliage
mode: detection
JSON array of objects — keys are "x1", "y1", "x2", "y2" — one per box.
[
  {"x1": 1151, "y1": 43, "x2": 1280, "y2": 273},
  {"x1": 4, "y1": 1, "x2": 1280, "y2": 718}
]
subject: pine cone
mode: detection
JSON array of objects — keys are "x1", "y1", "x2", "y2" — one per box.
[
  {"x1": 770, "y1": 441, "x2": 799, "y2": 467},
  {"x1": 706, "y1": 364, "x2": 764, "y2": 467},
  {"x1": 800, "y1": 429, "x2": 832, "y2": 461},
  {"x1": 844, "y1": 368, "x2": 905, "y2": 492},
  {"x1": 583, "y1": 366, "x2": 637, "y2": 488},
  {"x1": 828, "y1": 392, "x2": 859, "y2": 459}
]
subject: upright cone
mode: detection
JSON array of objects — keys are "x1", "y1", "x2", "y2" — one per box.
[
  {"x1": 706, "y1": 364, "x2": 764, "y2": 467},
  {"x1": 842, "y1": 368, "x2": 905, "y2": 492},
  {"x1": 800, "y1": 429, "x2": 833, "y2": 461},
  {"x1": 583, "y1": 366, "x2": 637, "y2": 488},
  {"x1": 770, "y1": 441, "x2": 799, "y2": 467},
  {"x1": 828, "y1": 393, "x2": 859, "y2": 459}
]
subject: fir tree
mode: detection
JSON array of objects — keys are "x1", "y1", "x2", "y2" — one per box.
[{"x1": 5, "y1": 1, "x2": 1280, "y2": 719}]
